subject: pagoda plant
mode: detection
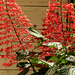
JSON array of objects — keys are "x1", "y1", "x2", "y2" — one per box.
[{"x1": 0, "y1": 0, "x2": 75, "y2": 75}]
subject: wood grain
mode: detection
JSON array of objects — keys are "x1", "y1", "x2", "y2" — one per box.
[
  {"x1": 15, "y1": 0, "x2": 53, "y2": 6},
  {"x1": 0, "y1": 68, "x2": 38, "y2": 75}
]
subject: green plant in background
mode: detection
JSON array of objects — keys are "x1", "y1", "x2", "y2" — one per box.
[{"x1": 72, "y1": 0, "x2": 75, "y2": 6}]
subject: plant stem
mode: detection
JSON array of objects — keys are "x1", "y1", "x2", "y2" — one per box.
[
  {"x1": 45, "y1": 64, "x2": 58, "y2": 75},
  {"x1": 28, "y1": 58, "x2": 37, "y2": 73}
]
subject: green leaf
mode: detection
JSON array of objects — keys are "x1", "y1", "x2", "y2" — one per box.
[
  {"x1": 56, "y1": 51, "x2": 65, "y2": 56},
  {"x1": 43, "y1": 42, "x2": 62, "y2": 49},
  {"x1": 68, "y1": 66, "x2": 75, "y2": 75},
  {"x1": 17, "y1": 62, "x2": 30, "y2": 68},
  {"x1": 45, "y1": 56, "x2": 51, "y2": 61},
  {"x1": 37, "y1": 43, "x2": 41, "y2": 46},
  {"x1": 18, "y1": 35, "x2": 20, "y2": 37},
  {"x1": 28, "y1": 27, "x2": 40, "y2": 34},
  {"x1": 54, "y1": 66, "x2": 69, "y2": 75},
  {"x1": 73, "y1": 0, "x2": 75, "y2": 6},
  {"x1": 16, "y1": 52, "x2": 24, "y2": 61},
  {"x1": 45, "y1": 64, "x2": 58, "y2": 75},
  {"x1": 68, "y1": 51, "x2": 75, "y2": 56},
  {"x1": 54, "y1": 66, "x2": 75, "y2": 75},
  {"x1": 61, "y1": 59, "x2": 68, "y2": 64},
  {"x1": 49, "y1": 56, "x2": 58, "y2": 62},
  {"x1": 66, "y1": 55, "x2": 75, "y2": 63},
  {"x1": 29, "y1": 56, "x2": 54, "y2": 67},
  {"x1": 49, "y1": 45, "x2": 55, "y2": 48},
  {"x1": 30, "y1": 57, "x2": 44, "y2": 66},
  {"x1": 17, "y1": 49, "x2": 21, "y2": 52},
  {"x1": 66, "y1": 45, "x2": 71, "y2": 50},
  {"x1": 16, "y1": 50, "x2": 29, "y2": 61},
  {"x1": 28, "y1": 27, "x2": 44, "y2": 38},
  {"x1": 58, "y1": 56, "x2": 64, "y2": 62},
  {"x1": 39, "y1": 38, "x2": 45, "y2": 42}
]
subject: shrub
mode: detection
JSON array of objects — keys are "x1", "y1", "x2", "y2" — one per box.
[{"x1": 0, "y1": 0, "x2": 75, "y2": 75}]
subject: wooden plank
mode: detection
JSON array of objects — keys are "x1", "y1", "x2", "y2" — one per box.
[
  {"x1": 20, "y1": 6, "x2": 48, "y2": 12},
  {"x1": 0, "y1": 68, "x2": 38, "y2": 75},
  {"x1": 15, "y1": 0, "x2": 68, "y2": 6},
  {"x1": 15, "y1": 0, "x2": 57, "y2": 6},
  {"x1": 21, "y1": 7, "x2": 47, "y2": 29},
  {"x1": 20, "y1": 7, "x2": 61, "y2": 29},
  {"x1": 0, "y1": 70, "x2": 19, "y2": 75}
]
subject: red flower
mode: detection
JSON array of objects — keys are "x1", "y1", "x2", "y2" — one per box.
[
  {"x1": 0, "y1": 0, "x2": 33, "y2": 67},
  {"x1": 41, "y1": 0, "x2": 75, "y2": 56}
]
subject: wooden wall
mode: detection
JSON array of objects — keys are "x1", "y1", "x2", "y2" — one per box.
[{"x1": 0, "y1": 0, "x2": 68, "y2": 75}]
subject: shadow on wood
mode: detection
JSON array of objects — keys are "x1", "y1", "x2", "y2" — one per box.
[{"x1": 18, "y1": 68, "x2": 29, "y2": 75}]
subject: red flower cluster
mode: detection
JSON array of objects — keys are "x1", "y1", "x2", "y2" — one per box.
[
  {"x1": 0, "y1": 0, "x2": 75, "y2": 67},
  {"x1": 41, "y1": 0, "x2": 75, "y2": 57},
  {"x1": 0, "y1": 0, "x2": 32, "y2": 67}
]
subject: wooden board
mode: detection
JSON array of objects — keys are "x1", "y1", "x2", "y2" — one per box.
[
  {"x1": 14, "y1": 0, "x2": 68, "y2": 29},
  {"x1": 21, "y1": 7, "x2": 47, "y2": 29},
  {"x1": 15, "y1": 0, "x2": 55, "y2": 6},
  {"x1": 0, "y1": 68, "x2": 38, "y2": 75},
  {"x1": 15, "y1": 0, "x2": 68, "y2": 6}
]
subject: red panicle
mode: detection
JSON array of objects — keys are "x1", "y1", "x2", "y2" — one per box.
[
  {"x1": 41, "y1": 0, "x2": 75, "y2": 56},
  {"x1": 0, "y1": 0, "x2": 32, "y2": 67}
]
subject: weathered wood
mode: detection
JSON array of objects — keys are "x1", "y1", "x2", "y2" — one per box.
[
  {"x1": 15, "y1": 0, "x2": 68, "y2": 6},
  {"x1": 15, "y1": 0, "x2": 53, "y2": 6},
  {"x1": 14, "y1": 0, "x2": 68, "y2": 29},
  {"x1": 0, "y1": 68, "x2": 38, "y2": 75},
  {"x1": 22, "y1": 7, "x2": 47, "y2": 29}
]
